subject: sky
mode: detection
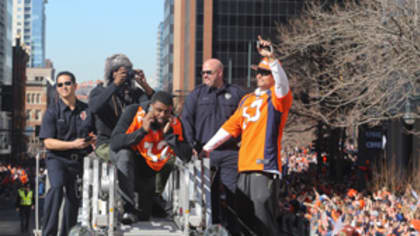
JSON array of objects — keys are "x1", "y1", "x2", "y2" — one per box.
[{"x1": 46, "y1": 0, "x2": 164, "y2": 87}]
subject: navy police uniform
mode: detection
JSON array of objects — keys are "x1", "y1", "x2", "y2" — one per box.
[
  {"x1": 181, "y1": 83, "x2": 246, "y2": 232},
  {"x1": 39, "y1": 98, "x2": 95, "y2": 236}
]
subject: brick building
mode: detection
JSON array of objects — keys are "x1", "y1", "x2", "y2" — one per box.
[{"x1": 25, "y1": 66, "x2": 54, "y2": 157}]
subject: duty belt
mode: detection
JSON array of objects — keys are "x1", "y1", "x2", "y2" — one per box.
[{"x1": 69, "y1": 153, "x2": 82, "y2": 161}]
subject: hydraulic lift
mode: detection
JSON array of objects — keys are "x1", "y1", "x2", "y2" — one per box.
[{"x1": 33, "y1": 151, "x2": 227, "y2": 236}]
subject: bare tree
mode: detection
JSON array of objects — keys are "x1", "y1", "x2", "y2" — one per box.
[
  {"x1": 276, "y1": 0, "x2": 419, "y2": 133},
  {"x1": 276, "y1": 0, "x2": 419, "y2": 180}
]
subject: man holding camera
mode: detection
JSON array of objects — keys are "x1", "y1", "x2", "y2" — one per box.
[
  {"x1": 40, "y1": 71, "x2": 96, "y2": 236},
  {"x1": 110, "y1": 91, "x2": 192, "y2": 224},
  {"x1": 89, "y1": 53, "x2": 154, "y2": 162},
  {"x1": 89, "y1": 54, "x2": 155, "y2": 224}
]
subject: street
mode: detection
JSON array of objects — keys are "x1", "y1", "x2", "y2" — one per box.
[{"x1": 0, "y1": 194, "x2": 38, "y2": 236}]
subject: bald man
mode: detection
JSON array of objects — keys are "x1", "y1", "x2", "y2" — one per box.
[{"x1": 181, "y1": 58, "x2": 246, "y2": 235}]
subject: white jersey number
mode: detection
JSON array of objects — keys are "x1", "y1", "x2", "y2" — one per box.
[
  {"x1": 242, "y1": 98, "x2": 263, "y2": 129},
  {"x1": 144, "y1": 141, "x2": 169, "y2": 162}
]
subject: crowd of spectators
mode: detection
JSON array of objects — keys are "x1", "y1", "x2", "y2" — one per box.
[
  {"x1": 278, "y1": 145, "x2": 420, "y2": 235},
  {"x1": 3, "y1": 142, "x2": 420, "y2": 235},
  {"x1": 0, "y1": 162, "x2": 46, "y2": 199}
]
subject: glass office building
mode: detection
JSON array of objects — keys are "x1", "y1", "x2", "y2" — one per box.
[
  {"x1": 29, "y1": 0, "x2": 46, "y2": 67},
  {"x1": 162, "y1": 0, "x2": 174, "y2": 92},
  {"x1": 200, "y1": 0, "x2": 304, "y2": 88},
  {"x1": 0, "y1": 0, "x2": 13, "y2": 86},
  {"x1": 13, "y1": 0, "x2": 46, "y2": 68},
  {"x1": 168, "y1": 0, "x2": 305, "y2": 93}
]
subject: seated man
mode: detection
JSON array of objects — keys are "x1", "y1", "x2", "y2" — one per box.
[{"x1": 110, "y1": 91, "x2": 192, "y2": 224}]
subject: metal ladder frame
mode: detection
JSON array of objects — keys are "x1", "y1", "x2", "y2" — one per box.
[
  {"x1": 80, "y1": 154, "x2": 212, "y2": 236},
  {"x1": 33, "y1": 150, "x2": 45, "y2": 236},
  {"x1": 81, "y1": 154, "x2": 119, "y2": 236}
]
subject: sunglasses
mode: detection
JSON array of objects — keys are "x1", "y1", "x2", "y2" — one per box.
[
  {"x1": 201, "y1": 70, "x2": 214, "y2": 76},
  {"x1": 57, "y1": 81, "x2": 73, "y2": 87},
  {"x1": 256, "y1": 68, "x2": 272, "y2": 76}
]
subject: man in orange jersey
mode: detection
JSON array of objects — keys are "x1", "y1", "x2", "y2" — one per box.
[
  {"x1": 110, "y1": 91, "x2": 192, "y2": 224},
  {"x1": 203, "y1": 36, "x2": 293, "y2": 235}
]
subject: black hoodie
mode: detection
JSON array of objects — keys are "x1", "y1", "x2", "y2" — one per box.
[{"x1": 88, "y1": 83, "x2": 153, "y2": 147}]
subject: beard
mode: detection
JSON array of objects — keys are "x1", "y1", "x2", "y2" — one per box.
[{"x1": 151, "y1": 118, "x2": 169, "y2": 130}]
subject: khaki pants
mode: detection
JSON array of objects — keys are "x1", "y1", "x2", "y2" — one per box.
[{"x1": 95, "y1": 143, "x2": 111, "y2": 162}]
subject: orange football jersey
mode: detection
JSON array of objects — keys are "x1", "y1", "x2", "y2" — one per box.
[
  {"x1": 222, "y1": 87, "x2": 292, "y2": 173},
  {"x1": 126, "y1": 106, "x2": 184, "y2": 171}
]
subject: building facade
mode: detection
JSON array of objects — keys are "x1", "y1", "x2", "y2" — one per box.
[
  {"x1": 25, "y1": 66, "x2": 53, "y2": 156},
  {"x1": 0, "y1": 0, "x2": 14, "y2": 159},
  {"x1": 168, "y1": 0, "x2": 305, "y2": 95},
  {"x1": 0, "y1": 0, "x2": 13, "y2": 86},
  {"x1": 11, "y1": 38, "x2": 29, "y2": 164},
  {"x1": 161, "y1": 0, "x2": 174, "y2": 92},
  {"x1": 155, "y1": 22, "x2": 164, "y2": 91},
  {"x1": 12, "y1": 0, "x2": 47, "y2": 68}
]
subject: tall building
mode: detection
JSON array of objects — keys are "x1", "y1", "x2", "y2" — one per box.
[
  {"x1": 0, "y1": 0, "x2": 14, "y2": 159},
  {"x1": 11, "y1": 37, "x2": 29, "y2": 164},
  {"x1": 166, "y1": 0, "x2": 305, "y2": 95},
  {"x1": 161, "y1": 0, "x2": 174, "y2": 92},
  {"x1": 12, "y1": 0, "x2": 47, "y2": 68},
  {"x1": 25, "y1": 66, "x2": 54, "y2": 156},
  {"x1": 155, "y1": 22, "x2": 164, "y2": 90},
  {"x1": 0, "y1": 0, "x2": 13, "y2": 86}
]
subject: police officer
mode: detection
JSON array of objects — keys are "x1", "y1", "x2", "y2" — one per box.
[
  {"x1": 181, "y1": 58, "x2": 246, "y2": 235},
  {"x1": 16, "y1": 183, "x2": 34, "y2": 233},
  {"x1": 39, "y1": 71, "x2": 96, "y2": 236}
]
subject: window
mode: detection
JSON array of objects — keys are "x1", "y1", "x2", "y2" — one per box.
[
  {"x1": 26, "y1": 93, "x2": 30, "y2": 103},
  {"x1": 27, "y1": 110, "x2": 32, "y2": 121},
  {"x1": 36, "y1": 94, "x2": 40, "y2": 104},
  {"x1": 35, "y1": 110, "x2": 40, "y2": 120},
  {"x1": 31, "y1": 94, "x2": 35, "y2": 104}
]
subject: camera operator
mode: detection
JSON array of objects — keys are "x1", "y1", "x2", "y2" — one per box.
[{"x1": 88, "y1": 54, "x2": 154, "y2": 162}]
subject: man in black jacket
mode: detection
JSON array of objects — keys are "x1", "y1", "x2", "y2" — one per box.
[
  {"x1": 110, "y1": 91, "x2": 192, "y2": 224},
  {"x1": 88, "y1": 54, "x2": 154, "y2": 161}
]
